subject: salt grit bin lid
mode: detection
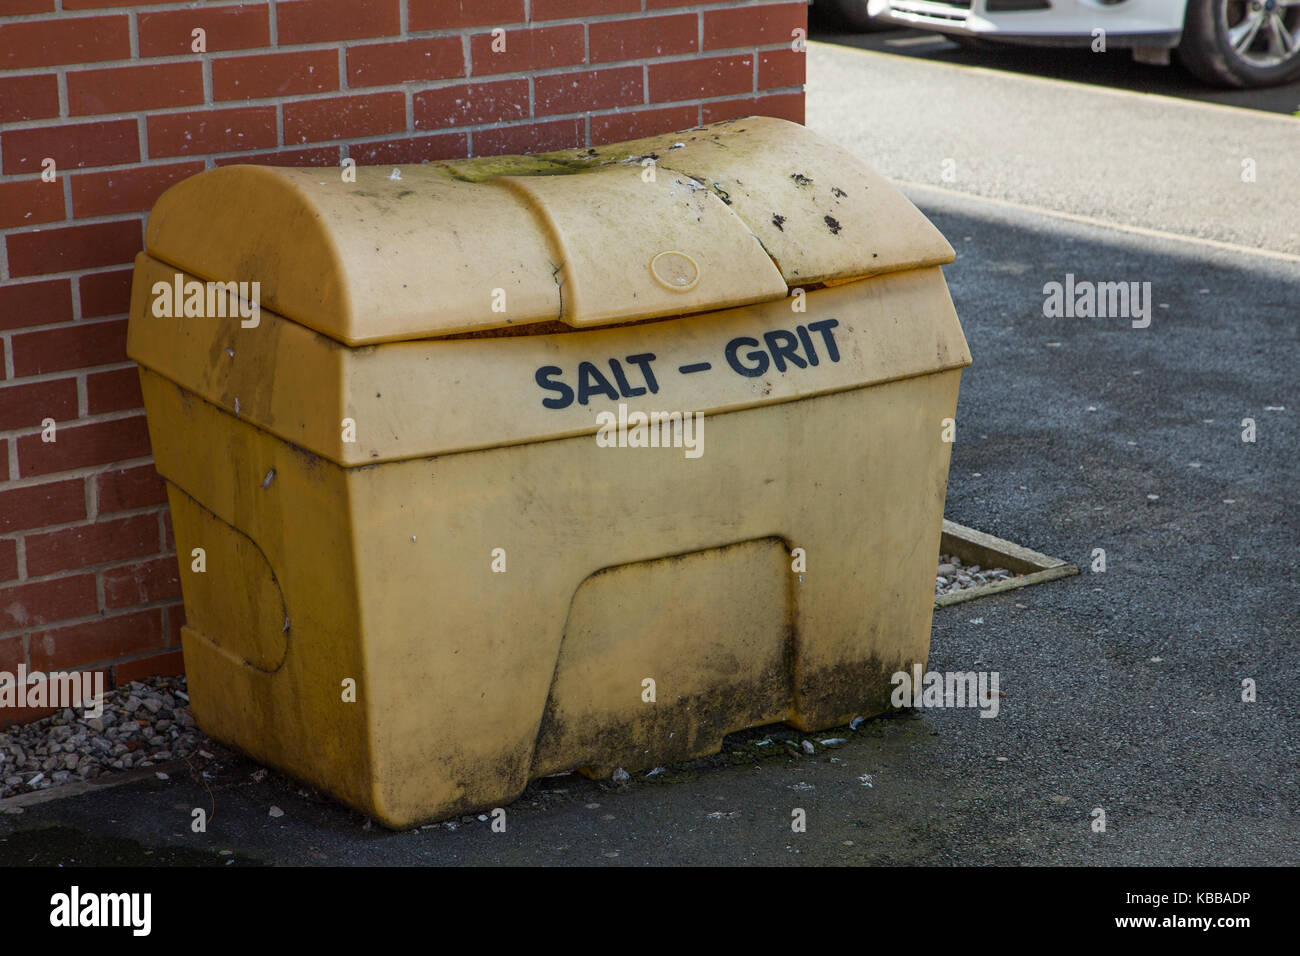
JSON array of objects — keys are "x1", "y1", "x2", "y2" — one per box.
[{"x1": 139, "y1": 116, "x2": 955, "y2": 346}]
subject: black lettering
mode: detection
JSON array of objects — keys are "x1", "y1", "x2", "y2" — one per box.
[
  {"x1": 624, "y1": 353, "x2": 659, "y2": 394},
  {"x1": 725, "y1": 336, "x2": 769, "y2": 377},
  {"x1": 577, "y1": 361, "x2": 620, "y2": 405},
  {"x1": 535, "y1": 365, "x2": 573, "y2": 409},
  {"x1": 807, "y1": 319, "x2": 840, "y2": 362},
  {"x1": 608, "y1": 358, "x2": 646, "y2": 398},
  {"x1": 763, "y1": 329, "x2": 806, "y2": 372},
  {"x1": 796, "y1": 324, "x2": 819, "y2": 366}
]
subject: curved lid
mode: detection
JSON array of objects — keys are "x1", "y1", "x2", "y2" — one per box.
[{"x1": 143, "y1": 116, "x2": 954, "y2": 346}]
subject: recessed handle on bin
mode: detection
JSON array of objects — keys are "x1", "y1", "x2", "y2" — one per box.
[{"x1": 649, "y1": 251, "x2": 700, "y2": 293}]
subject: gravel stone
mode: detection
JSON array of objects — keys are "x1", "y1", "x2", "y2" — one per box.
[
  {"x1": 0, "y1": 675, "x2": 208, "y2": 799},
  {"x1": 935, "y1": 554, "x2": 1017, "y2": 596}
]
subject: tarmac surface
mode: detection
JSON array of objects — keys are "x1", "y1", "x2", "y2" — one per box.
[
  {"x1": 808, "y1": 40, "x2": 1300, "y2": 256},
  {"x1": 2, "y1": 43, "x2": 1297, "y2": 867}
]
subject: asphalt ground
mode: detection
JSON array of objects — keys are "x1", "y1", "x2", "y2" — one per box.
[
  {"x1": 807, "y1": 40, "x2": 1300, "y2": 256},
  {"x1": 812, "y1": 20, "x2": 1300, "y2": 116},
  {"x1": 2, "y1": 38, "x2": 1297, "y2": 869}
]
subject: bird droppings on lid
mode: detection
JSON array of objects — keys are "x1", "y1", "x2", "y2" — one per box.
[
  {"x1": 790, "y1": 173, "x2": 813, "y2": 186},
  {"x1": 824, "y1": 215, "x2": 842, "y2": 235},
  {"x1": 772, "y1": 213, "x2": 786, "y2": 231}
]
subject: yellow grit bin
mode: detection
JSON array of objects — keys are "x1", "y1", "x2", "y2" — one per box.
[{"x1": 127, "y1": 117, "x2": 971, "y2": 828}]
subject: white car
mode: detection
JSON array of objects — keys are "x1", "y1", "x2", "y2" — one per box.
[{"x1": 816, "y1": 0, "x2": 1300, "y2": 88}]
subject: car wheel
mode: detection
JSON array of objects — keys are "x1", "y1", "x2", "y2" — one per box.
[
  {"x1": 816, "y1": 0, "x2": 894, "y2": 32},
  {"x1": 1177, "y1": 0, "x2": 1300, "y2": 87}
]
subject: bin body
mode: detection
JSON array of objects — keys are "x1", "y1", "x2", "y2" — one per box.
[{"x1": 128, "y1": 117, "x2": 970, "y2": 827}]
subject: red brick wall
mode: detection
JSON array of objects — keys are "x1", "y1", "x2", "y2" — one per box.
[{"x1": 0, "y1": 1, "x2": 807, "y2": 722}]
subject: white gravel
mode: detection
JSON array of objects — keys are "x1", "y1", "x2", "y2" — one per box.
[
  {"x1": 935, "y1": 554, "x2": 1015, "y2": 596},
  {"x1": 1, "y1": 676, "x2": 204, "y2": 799}
]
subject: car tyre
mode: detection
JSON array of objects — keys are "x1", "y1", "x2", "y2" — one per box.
[{"x1": 1177, "y1": 0, "x2": 1300, "y2": 87}]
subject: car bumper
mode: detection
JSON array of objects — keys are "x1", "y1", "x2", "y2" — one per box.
[{"x1": 868, "y1": 0, "x2": 1188, "y2": 47}]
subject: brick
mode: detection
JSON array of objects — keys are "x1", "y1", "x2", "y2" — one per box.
[
  {"x1": 469, "y1": 24, "x2": 584, "y2": 76},
  {"x1": 0, "y1": 575, "x2": 97, "y2": 633},
  {"x1": 0, "y1": 480, "x2": 86, "y2": 535},
  {"x1": 215, "y1": 146, "x2": 340, "y2": 167},
  {"x1": 347, "y1": 36, "x2": 463, "y2": 88},
  {"x1": 0, "y1": 280, "x2": 73, "y2": 333},
  {"x1": 648, "y1": 54, "x2": 754, "y2": 103},
  {"x1": 0, "y1": 16, "x2": 129, "y2": 70},
  {"x1": 0, "y1": 636, "x2": 20, "y2": 675},
  {"x1": 161, "y1": 511, "x2": 173, "y2": 551},
  {"x1": 0, "y1": 540, "x2": 16, "y2": 584},
  {"x1": 86, "y1": 367, "x2": 143, "y2": 415},
  {"x1": 0, "y1": 180, "x2": 64, "y2": 230},
  {"x1": 6, "y1": 219, "x2": 142, "y2": 279},
  {"x1": 213, "y1": 50, "x2": 338, "y2": 101},
  {"x1": 70, "y1": 162, "x2": 203, "y2": 218},
  {"x1": 533, "y1": 0, "x2": 640, "y2": 18},
  {"x1": 26, "y1": 514, "x2": 159, "y2": 578},
  {"x1": 138, "y1": 5, "x2": 271, "y2": 57},
  {"x1": 703, "y1": 2, "x2": 806, "y2": 49},
  {"x1": 16, "y1": 415, "x2": 151, "y2": 479},
  {"x1": 278, "y1": 0, "x2": 400, "y2": 45},
  {"x1": 78, "y1": 269, "x2": 134, "y2": 319},
  {"x1": 414, "y1": 79, "x2": 528, "y2": 130},
  {"x1": 0, "y1": 705, "x2": 62, "y2": 729},
  {"x1": 473, "y1": 118, "x2": 583, "y2": 157},
  {"x1": 11, "y1": 318, "x2": 128, "y2": 377},
  {"x1": 759, "y1": 48, "x2": 805, "y2": 89},
  {"x1": 29, "y1": 608, "x2": 164, "y2": 672},
  {"x1": 0, "y1": 378, "x2": 78, "y2": 432},
  {"x1": 147, "y1": 106, "x2": 277, "y2": 158},
  {"x1": 64, "y1": 0, "x2": 177, "y2": 7},
  {"x1": 69, "y1": 62, "x2": 204, "y2": 116},
  {"x1": 112, "y1": 649, "x2": 185, "y2": 684},
  {"x1": 536, "y1": 67, "x2": 643, "y2": 117},
  {"x1": 2, "y1": 119, "x2": 139, "y2": 175},
  {"x1": 409, "y1": 0, "x2": 525, "y2": 30},
  {"x1": 102, "y1": 555, "x2": 181, "y2": 608},
  {"x1": 590, "y1": 14, "x2": 698, "y2": 63},
  {"x1": 163, "y1": 602, "x2": 186, "y2": 646},
  {"x1": 96, "y1": 464, "x2": 167, "y2": 515},
  {"x1": 347, "y1": 132, "x2": 469, "y2": 166},
  {"x1": 5, "y1": 0, "x2": 53, "y2": 13},
  {"x1": 703, "y1": 91, "x2": 803, "y2": 125},
  {"x1": 647, "y1": 0, "x2": 730, "y2": 6},
  {"x1": 0, "y1": 74, "x2": 60, "y2": 124},
  {"x1": 0, "y1": 445, "x2": 7, "y2": 482},
  {"x1": 591, "y1": 104, "x2": 700, "y2": 145},
  {"x1": 284, "y1": 92, "x2": 405, "y2": 146}
]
